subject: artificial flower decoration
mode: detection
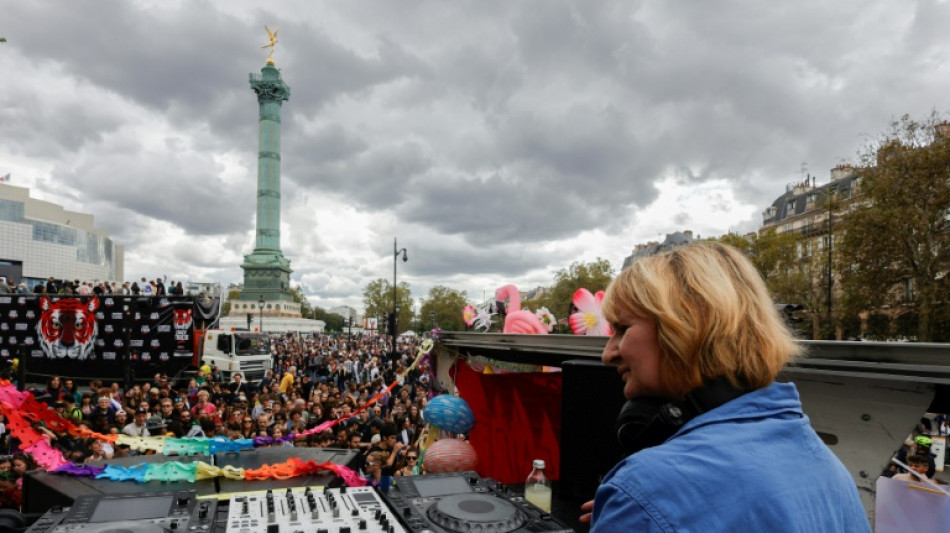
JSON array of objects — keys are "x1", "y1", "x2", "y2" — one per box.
[
  {"x1": 473, "y1": 304, "x2": 494, "y2": 331},
  {"x1": 535, "y1": 307, "x2": 557, "y2": 332},
  {"x1": 462, "y1": 305, "x2": 477, "y2": 327},
  {"x1": 569, "y1": 288, "x2": 612, "y2": 336}
]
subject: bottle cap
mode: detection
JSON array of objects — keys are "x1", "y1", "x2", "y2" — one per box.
[{"x1": 533, "y1": 459, "x2": 545, "y2": 469}]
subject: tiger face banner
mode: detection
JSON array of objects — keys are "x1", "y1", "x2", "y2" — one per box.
[{"x1": 0, "y1": 295, "x2": 219, "y2": 381}]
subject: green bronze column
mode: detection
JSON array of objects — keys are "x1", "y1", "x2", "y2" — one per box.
[
  {"x1": 237, "y1": 52, "x2": 299, "y2": 318},
  {"x1": 250, "y1": 62, "x2": 289, "y2": 251}
]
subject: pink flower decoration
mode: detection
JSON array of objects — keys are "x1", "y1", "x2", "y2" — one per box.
[
  {"x1": 569, "y1": 289, "x2": 612, "y2": 336},
  {"x1": 462, "y1": 305, "x2": 477, "y2": 327}
]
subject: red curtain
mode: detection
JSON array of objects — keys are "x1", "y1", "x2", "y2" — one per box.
[{"x1": 453, "y1": 361, "x2": 562, "y2": 484}]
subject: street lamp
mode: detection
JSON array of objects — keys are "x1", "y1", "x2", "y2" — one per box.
[
  {"x1": 347, "y1": 315, "x2": 353, "y2": 342},
  {"x1": 430, "y1": 311, "x2": 437, "y2": 329},
  {"x1": 393, "y1": 238, "x2": 407, "y2": 356},
  {"x1": 826, "y1": 187, "x2": 836, "y2": 340},
  {"x1": 258, "y1": 295, "x2": 265, "y2": 333}
]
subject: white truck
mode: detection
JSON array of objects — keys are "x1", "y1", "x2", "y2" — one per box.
[{"x1": 196, "y1": 329, "x2": 272, "y2": 384}]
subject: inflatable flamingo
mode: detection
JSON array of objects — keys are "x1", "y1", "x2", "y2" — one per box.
[{"x1": 495, "y1": 284, "x2": 549, "y2": 334}]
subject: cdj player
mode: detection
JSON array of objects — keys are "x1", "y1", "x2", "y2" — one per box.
[
  {"x1": 25, "y1": 490, "x2": 216, "y2": 533},
  {"x1": 382, "y1": 471, "x2": 574, "y2": 533}
]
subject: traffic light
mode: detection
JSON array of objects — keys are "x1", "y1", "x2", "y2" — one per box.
[{"x1": 387, "y1": 312, "x2": 397, "y2": 336}]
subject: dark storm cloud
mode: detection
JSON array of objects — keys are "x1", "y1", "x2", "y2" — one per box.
[
  {"x1": 284, "y1": 131, "x2": 430, "y2": 210},
  {"x1": 0, "y1": 90, "x2": 124, "y2": 159},
  {"x1": 407, "y1": 240, "x2": 555, "y2": 279},
  {"x1": 400, "y1": 171, "x2": 603, "y2": 245},
  {"x1": 43, "y1": 144, "x2": 253, "y2": 237},
  {"x1": 4, "y1": 1, "x2": 421, "y2": 149},
  {"x1": 4, "y1": 2, "x2": 247, "y2": 117}
]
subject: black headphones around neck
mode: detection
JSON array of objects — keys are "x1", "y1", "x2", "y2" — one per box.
[{"x1": 615, "y1": 376, "x2": 746, "y2": 456}]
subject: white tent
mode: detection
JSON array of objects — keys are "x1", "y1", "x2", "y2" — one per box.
[{"x1": 399, "y1": 330, "x2": 417, "y2": 338}]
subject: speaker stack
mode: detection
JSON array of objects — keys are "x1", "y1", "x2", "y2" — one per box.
[{"x1": 559, "y1": 359, "x2": 627, "y2": 501}]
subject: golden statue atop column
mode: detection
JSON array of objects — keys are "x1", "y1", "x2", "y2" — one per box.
[{"x1": 262, "y1": 25, "x2": 279, "y2": 64}]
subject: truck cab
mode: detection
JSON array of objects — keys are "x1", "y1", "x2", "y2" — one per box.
[{"x1": 200, "y1": 330, "x2": 272, "y2": 384}]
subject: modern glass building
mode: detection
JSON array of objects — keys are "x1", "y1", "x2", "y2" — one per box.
[{"x1": 0, "y1": 184, "x2": 124, "y2": 289}]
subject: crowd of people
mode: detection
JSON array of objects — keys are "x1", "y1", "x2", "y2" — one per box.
[
  {"x1": 0, "y1": 332, "x2": 436, "y2": 510},
  {"x1": 0, "y1": 276, "x2": 188, "y2": 296}
]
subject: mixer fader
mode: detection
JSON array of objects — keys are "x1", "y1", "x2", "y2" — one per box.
[{"x1": 225, "y1": 486, "x2": 406, "y2": 533}]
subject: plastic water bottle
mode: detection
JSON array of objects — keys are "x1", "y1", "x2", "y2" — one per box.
[{"x1": 524, "y1": 459, "x2": 552, "y2": 513}]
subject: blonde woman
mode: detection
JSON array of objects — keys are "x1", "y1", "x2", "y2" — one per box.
[{"x1": 584, "y1": 242, "x2": 869, "y2": 532}]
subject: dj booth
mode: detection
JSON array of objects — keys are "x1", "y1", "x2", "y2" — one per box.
[{"x1": 22, "y1": 446, "x2": 577, "y2": 533}]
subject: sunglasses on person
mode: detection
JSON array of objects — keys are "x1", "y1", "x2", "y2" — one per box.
[{"x1": 407, "y1": 456, "x2": 418, "y2": 461}]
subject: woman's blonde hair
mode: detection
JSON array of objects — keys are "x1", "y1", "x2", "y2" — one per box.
[{"x1": 603, "y1": 241, "x2": 801, "y2": 397}]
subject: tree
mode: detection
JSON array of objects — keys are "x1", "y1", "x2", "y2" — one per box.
[
  {"x1": 716, "y1": 230, "x2": 837, "y2": 339},
  {"x1": 362, "y1": 278, "x2": 414, "y2": 334},
  {"x1": 534, "y1": 259, "x2": 614, "y2": 322},
  {"x1": 288, "y1": 284, "x2": 313, "y2": 318},
  {"x1": 418, "y1": 286, "x2": 468, "y2": 332},
  {"x1": 221, "y1": 288, "x2": 243, "y2": 317},
  {"x1": 838, "y1": 112, "x2": 950, "y2": 341},
  {"x1": 313, "y1": 308, "x2": 345, "y2": 332}
]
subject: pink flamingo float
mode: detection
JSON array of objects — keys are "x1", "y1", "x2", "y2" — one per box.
[{"x1": 495, "y1": 284, "x2": 549, "y2": 334}]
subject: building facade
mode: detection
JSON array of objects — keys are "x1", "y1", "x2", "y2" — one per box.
[
  {"x1": 0, "y1": 184, "x2": 124, "y2": 288},
  {"x1": 760, "y1": 165, "x2": 859, "y2": 238},
  {"x1": 620, "y1": 230, "x2": 695, "y2": 270}
]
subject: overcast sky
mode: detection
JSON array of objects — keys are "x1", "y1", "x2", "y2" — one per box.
[{"x1": 3, "y1": 0, "x2": 950, "y2": 313}]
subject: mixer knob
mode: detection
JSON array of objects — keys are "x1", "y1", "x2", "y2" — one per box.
[
  {"x1": 358, "y1": 519, "x2": 367, "y2": 530},
  {"x1": 352, "y1": 508, "x2": 359, "y2": 517},
  {"x1": 340, "y1": 527, "x2": 351, "y2": 533}
]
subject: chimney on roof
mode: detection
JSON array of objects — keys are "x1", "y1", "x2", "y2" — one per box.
[{"x1": 830, "y1": 164, "x2": 854, "y2": 182}]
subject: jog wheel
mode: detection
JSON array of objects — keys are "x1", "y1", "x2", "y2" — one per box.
[{"x1": 426, "y1": 493, "x2": 526, "y2": 533}]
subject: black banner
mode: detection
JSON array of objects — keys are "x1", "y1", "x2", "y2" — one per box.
[{"x1": 0, "y1": 295, "x2": 220, "y2": 381}]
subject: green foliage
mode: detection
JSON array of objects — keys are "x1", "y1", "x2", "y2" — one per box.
[
  {"x1": 362, "y1": 278, "x2": 414, "y2": 334},
  {"x1": 418, "y1": 286, "x2": 468, "y2": 332},
  {"x1": 535, "y1": 258, "x2": 614, "y2": 319},
  {"x1": 221, "y1": 288, "x2": 243, "y2": 317},
  {"x1": 313, "y1": 308, "x2": 345, "y2": 332},
  {"x1": 288, "y1": 284, "x2": 313, "y2": 318},
  {"x1": 838, "y1": 112, "x2": 950, "y2": 341},
  {"x1": 714, "y1": 230, "x2": 835, "y2": 339}
]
